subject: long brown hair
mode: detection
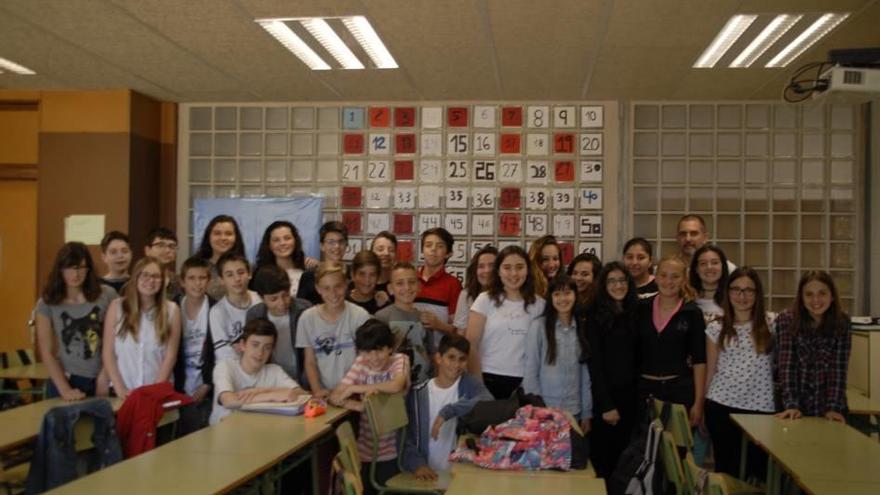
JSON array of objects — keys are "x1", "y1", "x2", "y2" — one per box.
[
  {"x1": 656, "y1": 256, "x2": 696, "y2": 303},
  {"x1": 543, "y1": 276, "x2": 580, "y2": 365},
  {"x1": 117, "y1": 257, "x2": 171, "y2": 344},
  {"x1": 465, "y1": 245, "x2": 499, "y2": 300},
  {"x1": 489, "y1": 246, "x2": 537, "y2": 310},
  {"x1": 42, "y1": 242, "x2": 103, "y2": 304},
  {"x1": 790, "y1": 270, "x2": 848, "y2": 337},
  {"x1": 719, "y1": 267, "x2": 772, "y2": 354},
  {"x1": 528, "y1": 235, "x2": 560, "y2": 297}
]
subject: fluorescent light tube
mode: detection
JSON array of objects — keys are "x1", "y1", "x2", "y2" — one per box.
[
  {"x1": 694, "y1": 14, "x2": 758, "y2": 68},
  {"x1": 257, "y1": 20, "x2": 331, "y2": 70},
  {"x1": 300, "y1": 18, "x2": 364, "y2": 70},
  {"x1": 729, "y1": 14, "x2": 802, "y2": 68},
  {"x1": 342, "y1": 16, "x2": 398, "y2": 69},
  {"x1": 765, "y1": 13, "x2": 849, "y2": 68},
  {"x1": 0, "y1": 57, "x2": 36, "y2": 75}
]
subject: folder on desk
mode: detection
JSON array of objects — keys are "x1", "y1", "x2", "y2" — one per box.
[{"x1": 240, "y1": 395, "x2": 312, "y2": 416}]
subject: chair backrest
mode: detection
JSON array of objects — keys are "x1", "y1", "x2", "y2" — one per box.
[
  {"x1": 364, "y1": 392, "x2": 408, "y2": 437},
  {"x1": 332, "y1": 452, "x2": 364, "y2": 495},
  {"x1": 660, "y1": 431, "x2": 686, "y2": 495},
  {"x1": 335, "y1": 422, "x2": 362, "y2": 474},
  {"x1": 668, "y1": 403, "x2": 694, "y2": 450}
]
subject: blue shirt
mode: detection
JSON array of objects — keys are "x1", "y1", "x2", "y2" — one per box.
[{"x1": 523, "y1": 317, "x2": 592, "y2": 418}]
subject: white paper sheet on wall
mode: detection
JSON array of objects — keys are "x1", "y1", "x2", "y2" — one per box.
[{"x1": 64, "y1": 215, "x2": 105, "y2": 245}]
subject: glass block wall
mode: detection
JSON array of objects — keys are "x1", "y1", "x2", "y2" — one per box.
[{"x1": 630, "y1": 103, "x2": 862, "y2": 313}]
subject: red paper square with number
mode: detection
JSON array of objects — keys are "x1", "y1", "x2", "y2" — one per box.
[
  {"x1": 555, "y1": 161, "x2": 575, "y2": 182},
  {"x1": 559, "y1": 242, "x2": 574, "y2": 265},
  {"x1": 500, "y1": 134, "x2": 521, "y2": 154},
  {"x1": 369, "y1": 107, "x2": 390, "y2": 127},
  {"x1": 394, "y1": 214, "x2": 413, "y2": 234},
  {"x1": 500, "y1": 188, "x2": 521, "y2": 209},
  {"x1": 554, "y1": 133, "x2": 575, "y2": 153},
  {"x1": 394, "y1": 107, "x2": 415, "y2": 127},
  {"x1": 396, "y1": 240, "x2": 414, "y2": 262},
  {"x1": 343, "y1": 134, "x2": 364, "y2": 154},
  {"x1": 448, "y1": 107, "x2": 468, "y2": 127},
  {"x1": 394, "y1": 161, "x2": 414, "y2": 181},
  {"x1": 499, "y1": 213, "x2": 521, "y2": 236},
  {"x1": 341, "y1": 187, "x2": 362, "y2": 207},
  {"x1": 502, "y1": 107, "x2": 523, "y2": 126},
  {"x1": 395, "y1": 134, "x2": 416, "y2": 154},
  {"x1": 342, "y1": 212, "x2": 362, "y2": 235}
]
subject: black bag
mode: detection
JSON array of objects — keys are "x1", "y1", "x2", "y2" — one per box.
[
  {"x1": 458, "y1": 387, "x2": 545, "y2": 435},
  {"x1": 607, "y1": 398, "x2": 670, "y2": 495},
  {"x1": 569, "y1": 423, "x2": 589, "y2": 470}
]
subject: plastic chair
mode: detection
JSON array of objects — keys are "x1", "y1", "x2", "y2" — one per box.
[
  {"x1": 335, "y1": 422, "x2": 363, "y2": 482},
  {"x1": 332, "y1": 452, "x2": 364, "y2": 495},
  {"x1": 363, "y1": 393, "x2": 449, "y2": 495},
  {"x1": 659, "y1": 431, "x2": 687, "y2": 495}
]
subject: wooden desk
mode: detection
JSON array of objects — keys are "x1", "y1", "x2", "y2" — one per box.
[
  {"x1": 732, "y1": 414, "x2": 880, "y2": 495},
  {"x1": 446, "y1": 470, "x2": 606, "y2": 494},
  {"x1": 451, "y1": 460, "x2": 597, "y2": 479},
  {"x1": 0, "y1": 398, "x2": 122, "y2": 452},
  {"x1": 847, "y1": 388, "x2": 880, "y2": 415},
  {"x1": 50, "y1": 407, "x2": 349, "y2": 495},
  {"x1": 799, "y1": 478, "x2": 879, "y2": 495},
  {"x1": 0, "y1": 363, "x2": 48, "y2": 381}
]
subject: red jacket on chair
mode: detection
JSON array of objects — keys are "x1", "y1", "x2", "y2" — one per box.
[{"x1": 115, "y1": 382, "x2": 192, "y2": 458}]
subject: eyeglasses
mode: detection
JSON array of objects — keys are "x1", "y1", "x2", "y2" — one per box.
[
  {"x1": 729, "y1": 287, "x2": 757, "y2": 297},
  {"x1": 150, "y1": 241, "x2": 178, "y2": 250},
  {"x1": 138, "y1": 272, "x2": 163, "y2": 282},
  {"x1": 606, "y1": 277, "x2": 628, "y2": 287}
]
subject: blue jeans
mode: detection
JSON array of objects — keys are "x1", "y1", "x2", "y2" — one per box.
[{"x1": 46, "y1": 374, "x2": 97, "y2": 399}]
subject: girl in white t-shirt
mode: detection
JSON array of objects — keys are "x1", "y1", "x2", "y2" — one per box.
[
  {"x1": 704, "y1": 266, "x2": 774, "y2": 478},
  {"x1": 465, "y1": 245, "x2": 546, "y2": 399},
  {"x1": 453, "y1": 245, "x2": 498, "y2": 332},
  {"x1": 102, "y1": 257, "x2": 181, "y2": 400},
  {"x1": 255, "y1": 221, "x2": 308, "y2": 298}
]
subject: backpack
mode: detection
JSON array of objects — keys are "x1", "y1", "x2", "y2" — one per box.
[
  {"x1": 608, "y1": 399, "x2": 670, "y2": 495},
  {"x1": 450, "y1": 405, "x2": 573, "y2": 471},
  {"x1": 458, "y1": 387, "x2": 545, "y2": 435}
]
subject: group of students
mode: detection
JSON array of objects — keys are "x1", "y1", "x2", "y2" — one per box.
[{"x1": 32, "y1": 213, "x2": 851, "y2": 489}]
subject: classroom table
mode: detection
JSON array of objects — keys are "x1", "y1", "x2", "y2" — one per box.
[
  {"x1": 0, "y1": 363, "x2": 49, "y2": 397},
  {"x1": 445, "y1": 469, "x2": 607, "y2": 495},
  {"x1": 732, "y1": 414, "x2": 880, "y2": 495},
  {"x1": 0, "y1": 397, "x2": 122, "y2": 453},
  {"x1": 846, "y1": 388, "x2": 880, "y2": 438},
  {"x1": 50, "y1": 407, "x2": 349, "y2": 495},
  {"x1": 451, "y1": 460, "x2": 598, "y2": 479}
]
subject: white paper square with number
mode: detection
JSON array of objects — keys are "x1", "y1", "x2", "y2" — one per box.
[
  {"x1": 525, "y1": 188, "x2": 549, "y2": 210},
  {"x1": 419, "y1": 160, "x2": 442, "y2": 182},
  {"x1": 554, "y1": 106, "x2": 576, "y2": 128},
  {"x1": 527, "y1": 134, "x2": 549, "y2": 156},
  {"x1": 422, "y1": 107, "x2": 442, "y2": 129},
  {"x1": 444, "y1": 214, "x2": 468, "y2": 236},
  {"x1": 366, "y1": 187, "x2": 390, "y2": 208},
  {"x1": 421, "y1": 133, "x2": 443, "y2": 156},
  {"x1": 447, "y1": 265, "x2": 466, "y2": 283},
  {"x1": 447, "y1": 133, "x2": 469, "y2": 156},
  {"x1": 471, "y1": 216, "x2": 494, "y2": 236},
  {"x1": 579, "y1": 133, "x2": 603, "y2": 156},
  {"x1": 446, "y1": 160, "x2": 469, "y2": 182},
  {"x1": 552, "y1": 188, "x2": 576, "y2": 209},
  {"x1": 525, "y1": 214, "x2": 548, "y2": 236},
  {"x1": 526, "y1": 161, "x2": 550, "y2": 184},
  {"x1": 446, "y1": 187, "x2": 468, "y2": 209},
  {"x1": 394, "y1": 187, "x2": 416, "y2": 209},
  {"x1": 449, "y1": 244, "x2": 468, "y2": 264},
  {"x1": 579, "y1": 241, "x2": 602, "y2": 259},
  {"x1": 474, "y1": 106, "x2": 496, "y2": 128},
  {"x1": 341, "y1": 161, "x2": 363, "y2": 182},
  {"x1": 473, "y1": 133, "x2": 496, "y2": 156},
  {"x1": 473, "y1": 161, "x2": 497, "y2": 182},
  {"x1": 419, "y1": 213, "x2": 442, "y2": 232},
  {"x1": 369, "y1": 133, "x2": 391, "y2": 155},
  {"x1": 498, "y1": 240, "x2": 519, "y2": 250},
  {"x1": 418, "y1": 185, "x2": 441, "y2": 208},
  {"x1": 499, "y1": 160, "x2": 523, "y2": 183},
  {"x1": 471, "y1": 187, "x2": 495, "y2": 209},
  {"x1": 553, "y1": 215, "x2": 576, "y2": 237},
  {"x1": 579, "y1": 188, "x2": 603, "y2": 209},
  {"x1": 580, "y1": 106, "x2": 604, "y2": 128},
  {"x1": 580, "y1": 161, "x2": 603, "y2": 182},
  {"x1": 367, "y1": 213, "x2": 390, "y2": 234},
  {"x1": 579, "y1": 215, "x2": 603, "y2": 237},
  {"x1": 527, "y1": 106, "x2": 550, "y2": 128},
  {"x1": 343, "y1": 239, "x2": 363, "y2": 262},
  {"x1": 366, "y1": 160, "x2": 390, "y2": 182}
]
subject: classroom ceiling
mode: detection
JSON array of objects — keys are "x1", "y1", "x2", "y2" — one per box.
[{"x1": 0, "y1": 0, "x2": 877, "y2": 102}]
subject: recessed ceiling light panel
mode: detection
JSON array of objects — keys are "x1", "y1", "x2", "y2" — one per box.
[
  {"x1": 729, "y1": 14, "x2": 802, "y2": 68},
  {"x1": 342, "y1": 16, "x2": 398, "y2": 69},
  {"x1": 300, "y1": 18, "x2": 364, "y2": 70},
  {"x1": 0, "y1": 57, "x2": 36, "y2": 75},
  {"x1": 693, "y1": 14, "x2": 757, "y2": 68},
  {"x1": 257, "y1": 20, "x2": 331, "y2": 70},
  {"x1": 765, "y1": 13, "x2": 849, "y2": 68}
]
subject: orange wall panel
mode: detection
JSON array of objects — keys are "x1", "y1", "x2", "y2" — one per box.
[
  {"x1": 0, "y1": 109, "x2": 39, "y2": 164},
  {"x1": 40, "y1": 90, "x2": 130, "y2": 133},
  {"x1": 0, "y1": 180, "x2": 38, "y2": 352}
]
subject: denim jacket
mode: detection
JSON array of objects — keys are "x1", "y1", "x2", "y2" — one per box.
[
  {"x1": 25, "y1": 398, "x2": 123, "y2": 493},
  {"x1": 402, "y1": 373, "x2": 493, "y2": 472},
  {"x1": 523, "y1": 318, "x2": 593, "y2": 419}
]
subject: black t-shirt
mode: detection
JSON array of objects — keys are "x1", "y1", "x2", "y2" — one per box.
[{"x1": 635, "y1": 296, "x2": 706, "y2": 377}]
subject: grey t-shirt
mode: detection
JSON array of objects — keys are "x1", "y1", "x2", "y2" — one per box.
[
  {"x1": 268, "y1": 312, "x2": 296, "y2": 379},
  {"x1": 295, "y1": 302, "x2": 369, "y2": 390},
  {"x1": 374, "y1": 305, "x2": 434, "y2": 385},
  {"x1": 34, "y1": 285, "x2": 117, "y2": 378}
]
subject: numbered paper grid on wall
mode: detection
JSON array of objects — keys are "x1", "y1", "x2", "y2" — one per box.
[
  {"x1": 629, "y1": 102, "x2": 863, "y2": 313},
  {"x1": 179, "y1": 102, "x2": 618, "y2": 283}
]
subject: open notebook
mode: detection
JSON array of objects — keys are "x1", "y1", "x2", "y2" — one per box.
[{"x1": 240, "y1": 394, "x2": 312, "y2": 416}]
